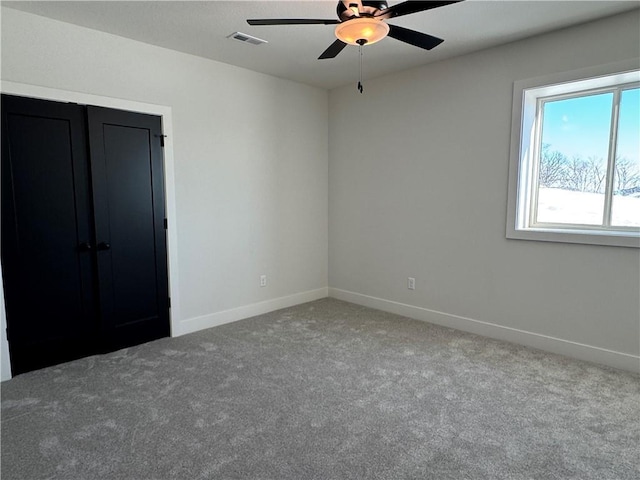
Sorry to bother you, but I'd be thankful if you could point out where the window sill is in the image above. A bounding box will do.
[506,225,640,248]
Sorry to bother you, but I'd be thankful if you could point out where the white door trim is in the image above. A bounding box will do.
[0,81,182,380]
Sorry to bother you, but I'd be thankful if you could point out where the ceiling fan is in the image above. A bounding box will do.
[247,1,463,60]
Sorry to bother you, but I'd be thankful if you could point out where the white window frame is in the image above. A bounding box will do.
[506,60,640,248]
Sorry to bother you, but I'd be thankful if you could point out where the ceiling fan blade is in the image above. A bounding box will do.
[387,24,444,50]
[318,39,348,59]
[377,1,462,19]
[247,19,340,26]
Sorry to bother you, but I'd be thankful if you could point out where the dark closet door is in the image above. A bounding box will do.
[1,95,98,374]
[87,107,170,350]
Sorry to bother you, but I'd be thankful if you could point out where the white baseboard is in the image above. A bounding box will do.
[329,288,640,374]
[178,287,329,336]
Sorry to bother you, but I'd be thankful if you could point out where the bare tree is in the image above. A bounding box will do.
[564,156,591,192]
[539,144,567,188]
[614,157,640,193]
[586,156,606,194]
[539,147,640,195]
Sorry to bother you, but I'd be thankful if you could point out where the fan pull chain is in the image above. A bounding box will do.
[357,44,364,94]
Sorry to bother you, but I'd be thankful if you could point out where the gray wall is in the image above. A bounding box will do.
[329,11,640,369]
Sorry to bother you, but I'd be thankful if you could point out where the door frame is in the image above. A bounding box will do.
[0,81,181,381]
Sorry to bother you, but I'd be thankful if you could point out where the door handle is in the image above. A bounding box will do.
[97,242,111,251]
[77,242,93,252]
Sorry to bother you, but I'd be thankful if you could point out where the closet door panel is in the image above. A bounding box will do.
[87,107,169,349]
[1,95,97,374]
[103,124,157,324]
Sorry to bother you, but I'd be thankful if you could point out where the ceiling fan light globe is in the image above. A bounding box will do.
[335,18,389,45]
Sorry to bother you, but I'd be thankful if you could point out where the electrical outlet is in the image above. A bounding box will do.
[260,274,267,287]
[408,277,416,290]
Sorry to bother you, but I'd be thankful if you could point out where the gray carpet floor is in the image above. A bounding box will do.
[1,298,639,480]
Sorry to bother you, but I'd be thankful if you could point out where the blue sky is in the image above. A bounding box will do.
[541,88,639,167]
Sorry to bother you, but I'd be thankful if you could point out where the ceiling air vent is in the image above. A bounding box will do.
[227,32,268,46]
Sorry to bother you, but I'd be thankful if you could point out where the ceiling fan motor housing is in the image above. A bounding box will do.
[337,1,388,21]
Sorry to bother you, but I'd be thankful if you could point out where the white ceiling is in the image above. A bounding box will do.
[3,1,638,89]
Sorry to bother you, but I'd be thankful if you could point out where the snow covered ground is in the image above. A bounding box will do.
[537,187,640,227]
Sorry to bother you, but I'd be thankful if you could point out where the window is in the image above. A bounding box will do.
[507,62,640,248]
